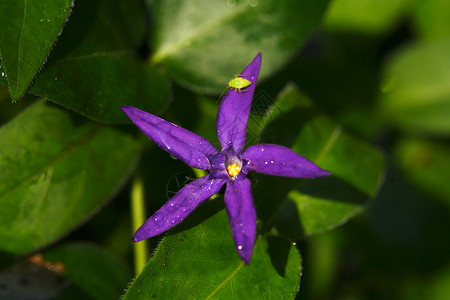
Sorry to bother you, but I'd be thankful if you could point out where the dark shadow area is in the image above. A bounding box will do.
[365,167,450,274]
[252,174,299,234]
[138,0,151,60]
[168,84,202,133]
[272,199,305,238]
[297,175,368,205]
[266,236,291,277]
[261,107,320,148]
[45,0,98,62]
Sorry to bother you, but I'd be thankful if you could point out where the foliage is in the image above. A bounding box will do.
[0,0,449,299]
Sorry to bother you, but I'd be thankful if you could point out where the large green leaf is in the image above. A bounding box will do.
[322,0,411,34]
[0,101,139,254]
[43,242,131,300]
[26,0,170,123]
[379,39,450,135]
[394,138,450,207]
[149,0,330,93]
[0,0,73,100]
[251,84,384,237]
[123,200,301,299]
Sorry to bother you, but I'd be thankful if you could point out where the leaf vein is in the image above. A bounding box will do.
[314,125,342,164]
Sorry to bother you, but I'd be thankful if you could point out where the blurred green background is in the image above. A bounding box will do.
[1,0,449,299]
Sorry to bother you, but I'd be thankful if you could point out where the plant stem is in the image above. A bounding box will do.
[131,175,148,275]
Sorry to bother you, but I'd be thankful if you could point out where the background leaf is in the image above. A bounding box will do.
[43,242,131,300]
[322,0,411,34]
[251,84,384,237]
[379,38,450,135]
[411,0,450,41]
[123,200,301,299]
[0,101,139,254]
[26,0,170,123]
[0,0,73,100]
[149,0,330,93]
[394,138,450,207]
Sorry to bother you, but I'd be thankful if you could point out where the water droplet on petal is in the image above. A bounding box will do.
[238,245,243,250]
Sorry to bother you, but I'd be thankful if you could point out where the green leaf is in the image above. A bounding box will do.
[123,200,301,299]
[252,84,384,237]
[43,242,131,300]
[379,39,450,135]
[394,138,450,207]
[411,0,450,41]
[322,0,411,34]
[0,0,73,100]
[0,101,139,254]
[149,0,330,93]
[27,0,170,123]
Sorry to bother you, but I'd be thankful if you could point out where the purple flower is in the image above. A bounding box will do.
[121,53,330,264]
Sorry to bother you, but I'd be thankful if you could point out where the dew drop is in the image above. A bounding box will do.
[264,161,268,165]
[270,160,274,164]
[238,245,243,250]
[167,146,171,150]
[248,0,258,7]
[1,72,4,77]
[170,203,174,206]
[227,0,237,7]
[154,218,158,221]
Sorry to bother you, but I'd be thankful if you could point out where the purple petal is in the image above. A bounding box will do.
[224,178,256,264]
[242,144,331,178]
[216,53,262,153]
[133,175,226,242]
[121,106,218,170]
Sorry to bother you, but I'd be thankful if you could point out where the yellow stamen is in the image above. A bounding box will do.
[226,163,241,177]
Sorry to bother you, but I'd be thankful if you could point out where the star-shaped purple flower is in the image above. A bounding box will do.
[121,53,330,264]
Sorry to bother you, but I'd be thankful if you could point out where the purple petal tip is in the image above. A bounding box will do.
[318,169,332,177]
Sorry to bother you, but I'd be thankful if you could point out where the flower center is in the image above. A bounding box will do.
[226,163,241,177]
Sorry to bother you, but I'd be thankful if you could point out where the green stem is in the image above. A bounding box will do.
[131,175,148,275]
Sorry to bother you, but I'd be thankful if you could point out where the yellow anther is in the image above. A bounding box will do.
[226,163,241,177]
